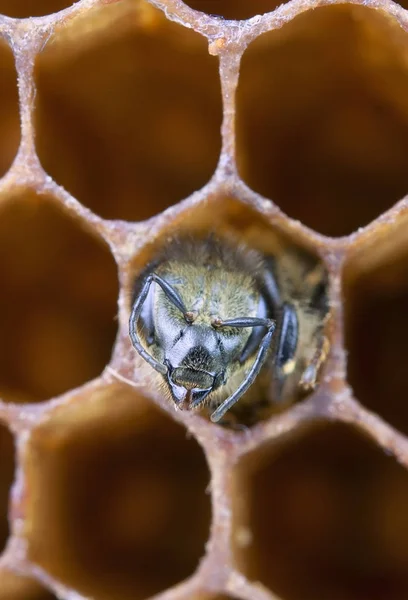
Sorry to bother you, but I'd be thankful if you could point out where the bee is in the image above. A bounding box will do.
[129,234,328,425]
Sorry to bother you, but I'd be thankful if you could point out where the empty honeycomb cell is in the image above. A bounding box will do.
[0,41,20,178]
[0,570,57,600]
[24,383,211,600]
[0,0,72,18]
[232,422,408,600]
[344,225,408,435]
[182,0,283,20]
[34,0,222,222]
[0,424,14,553]
[236,5,408,237]
[0,191,118,403]
[127,196,329,426]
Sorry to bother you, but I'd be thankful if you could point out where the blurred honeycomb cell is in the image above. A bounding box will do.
[0,41,20,178]
[0,0,72,18]
[0,191,118,403]
[182,0,283,20]
[24,384,211,600]
[34,0,222,222]
[232,422,408,600]
[0,424,14,553]
[236,5,408,236]
[0,569,57,600]
[344,221,408,435]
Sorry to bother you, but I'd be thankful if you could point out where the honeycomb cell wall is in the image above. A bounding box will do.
[0,1,407,600]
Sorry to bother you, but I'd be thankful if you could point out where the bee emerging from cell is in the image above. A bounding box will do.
[129,234,329,426]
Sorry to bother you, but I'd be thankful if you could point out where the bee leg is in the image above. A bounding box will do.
[210,319,276,423]
[129,274,167,374]
[270,302,299,402]
[299,335,330,392]
[129,273,187,375]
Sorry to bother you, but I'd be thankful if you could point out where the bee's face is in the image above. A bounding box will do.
[151,271,257,409]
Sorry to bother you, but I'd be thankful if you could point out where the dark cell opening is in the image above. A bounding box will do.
[183,0,284,20]
[344,230,408,435]
[0,425,14,553]
[35,0,222,221]
[0,0,71,17]
[0,192,118,403]
[233,422,408,600]
[26,385,211,600]
[236,5,408,236]
[0,41,20,176]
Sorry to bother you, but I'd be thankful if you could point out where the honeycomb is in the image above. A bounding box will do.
[1,0,408,599]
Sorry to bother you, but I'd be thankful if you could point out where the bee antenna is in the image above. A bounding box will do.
[210,319,276,423]
[129,272,188,375]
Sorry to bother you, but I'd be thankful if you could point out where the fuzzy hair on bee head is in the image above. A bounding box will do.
[131,232,267,305]
[157,232,265,275]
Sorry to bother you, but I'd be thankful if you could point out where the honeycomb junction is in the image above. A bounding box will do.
[0,0,408,599]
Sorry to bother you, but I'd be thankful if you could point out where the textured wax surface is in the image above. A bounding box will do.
[0,1,408,600]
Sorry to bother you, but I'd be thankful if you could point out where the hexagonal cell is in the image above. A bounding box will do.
[0,424,14,553]
[0,41,20,178]
[236,5,408,237]
[0,191,118,403]
[233,422,408,600]
[127,197,329,427]
[34,0,222,222]
[344,223,408,435]
[0,0,71,17]
[24,384,211,600]
[183,0,282,20]
[0,570,57,600]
